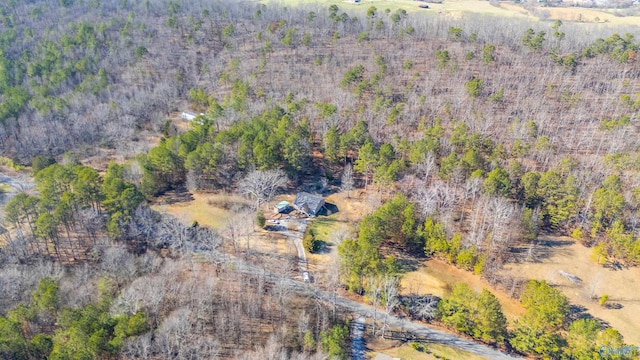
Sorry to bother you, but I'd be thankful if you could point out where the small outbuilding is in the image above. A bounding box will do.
[180,111,197,121]
[293,192,325,217]
[180,111,205,121]
[274,201,291,214]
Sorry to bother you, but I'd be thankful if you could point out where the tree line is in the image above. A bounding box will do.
[337,194,635,358]
[436,279,634,359]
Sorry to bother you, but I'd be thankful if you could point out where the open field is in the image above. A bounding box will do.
[154,192,251,230]
[538,5,640,24]
[501,236,640,345]
[369,339,489,360]
[263,0,640,25]
[401,259,526,324]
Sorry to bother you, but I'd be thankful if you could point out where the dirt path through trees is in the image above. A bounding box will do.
[324,293,522,360]
[280,219,309,277]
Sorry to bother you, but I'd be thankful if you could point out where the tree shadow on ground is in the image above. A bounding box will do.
[264,224,288,232]
[509,238,574,264]
[567,306,614,328]
[604,260,628,271]
[396,256,421,273]
[567,304,591,323]
[313,240,331,254]
[605,302,624,310]
[154,186,194,205]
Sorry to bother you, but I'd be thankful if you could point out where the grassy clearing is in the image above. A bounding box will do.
[401,259,526,324]
[500,237,640,344]
[370,341,488,360]
[263,0,526,17]
[308,216,341,241]
[159,192,300,257]
[155,192,251,230]
[304,193,368,237]
[543,6,640,25]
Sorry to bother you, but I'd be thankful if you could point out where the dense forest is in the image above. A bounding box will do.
[1,0,640,358]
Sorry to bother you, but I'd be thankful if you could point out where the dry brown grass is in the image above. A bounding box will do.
[497,2,632,23]
[542,6,640,24]
[247,230,299,257]
[500,236,640,344]
[155,192,251,230]
[432,0,640,25]
[368,339,489,360]
[401,260,526,325]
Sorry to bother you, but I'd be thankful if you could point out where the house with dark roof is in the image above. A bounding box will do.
[293,192,325,217]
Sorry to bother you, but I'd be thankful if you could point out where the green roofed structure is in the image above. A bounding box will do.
[274,201,291,214]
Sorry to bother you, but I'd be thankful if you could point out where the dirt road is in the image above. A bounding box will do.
[279,218,308,274]
[239,222,521,359]
[319,290,521,360]
[272,222,521,360]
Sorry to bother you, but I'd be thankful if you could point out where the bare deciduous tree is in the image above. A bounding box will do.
[366,275,382,336]
[221,210,254,254]
[238,169,289,210]
[381,275,400,338]
[324,227,348,319]
[341,163,354,198]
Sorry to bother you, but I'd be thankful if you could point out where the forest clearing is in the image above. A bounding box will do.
[502,237,640,344]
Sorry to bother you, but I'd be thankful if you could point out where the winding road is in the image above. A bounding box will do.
[314,289,521,360]
[276,220,522,360]
[212,243,522,359]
